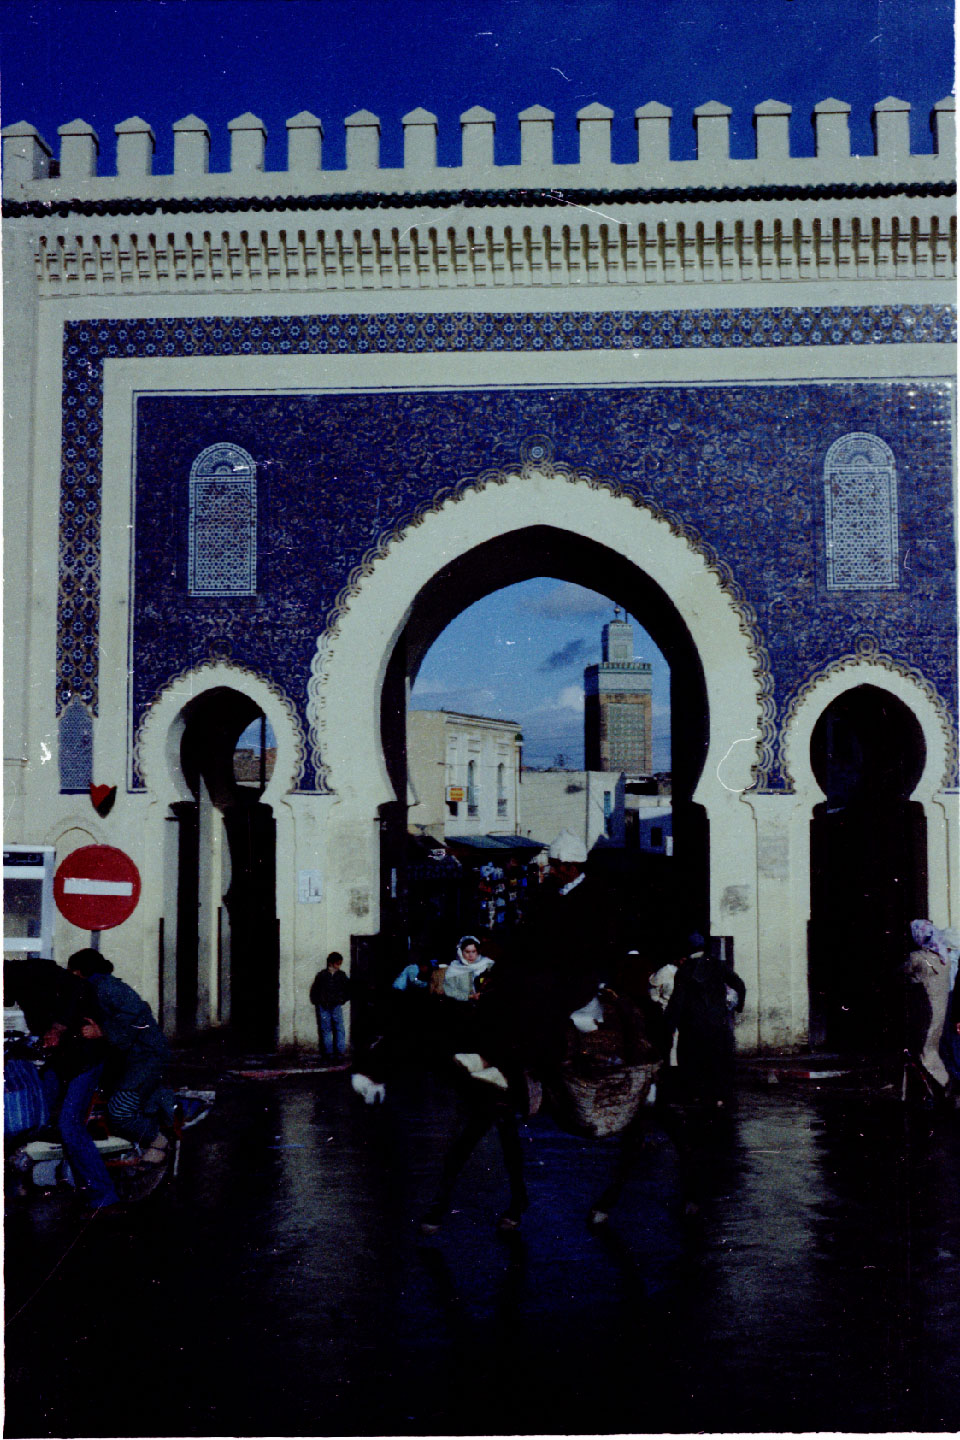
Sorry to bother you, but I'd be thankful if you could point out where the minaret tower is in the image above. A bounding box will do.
[583,608,653,773]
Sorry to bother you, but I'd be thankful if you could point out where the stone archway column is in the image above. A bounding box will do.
[741,791,813,1050]
[701,788,762,1049]
[926,792,960,929]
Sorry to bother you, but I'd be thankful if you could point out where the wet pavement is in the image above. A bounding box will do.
[5,1060,959,1437]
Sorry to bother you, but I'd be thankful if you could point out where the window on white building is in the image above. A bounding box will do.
[467,759,478,817]
[497,762,507,818]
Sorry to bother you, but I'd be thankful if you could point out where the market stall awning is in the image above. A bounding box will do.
[445,834,546,855]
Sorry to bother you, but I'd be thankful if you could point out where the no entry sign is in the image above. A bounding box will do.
[54,845,141,931]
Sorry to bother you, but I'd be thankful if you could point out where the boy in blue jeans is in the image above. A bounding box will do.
[309,952,351,1061]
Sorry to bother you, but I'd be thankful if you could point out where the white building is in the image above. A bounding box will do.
[520,770,619,854]
[407,710,521,842]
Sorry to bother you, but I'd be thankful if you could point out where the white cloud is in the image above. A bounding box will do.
[557,685,585,713]
[410,684,499,714]
[518,582,612,620]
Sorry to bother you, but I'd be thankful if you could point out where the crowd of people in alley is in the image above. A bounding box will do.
[6,831,957,1229]
[4,950,203,1214]
[341,826,960,1233]
[346,831,751,1232]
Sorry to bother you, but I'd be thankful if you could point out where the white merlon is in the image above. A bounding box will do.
[2,96,954,201]
[518,104,554,167]
[694,101,732,163]
[813,98,852,160]
[635,102,673,166]
[1,121,51,185]
[172,114,210,176]
[345,109,380,171]
[115,117,155,178]
[402,108,438,172]
[753,101,792,164]
[229,112,268,172]
[460,106,496,169]
[577,102,614,166]
[57,118,99,180]
[286,111,323,172]
[871,97,911,160]
[932,95,955,155]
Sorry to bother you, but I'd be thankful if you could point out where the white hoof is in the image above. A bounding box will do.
[351,1073,386,1105]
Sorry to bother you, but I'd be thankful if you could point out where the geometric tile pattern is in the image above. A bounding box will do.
[824,433,899,590]
[58,302,955,720]
[188,442,257,596]
[58,695,93,792]
[128,377,956,793]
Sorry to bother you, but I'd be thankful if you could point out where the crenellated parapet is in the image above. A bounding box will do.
[3,96,954,197]
[3,97,954,296]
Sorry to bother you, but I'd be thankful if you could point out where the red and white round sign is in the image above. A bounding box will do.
[54,845,141,931]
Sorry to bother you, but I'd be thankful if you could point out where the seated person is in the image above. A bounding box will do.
[67,950,174,1165]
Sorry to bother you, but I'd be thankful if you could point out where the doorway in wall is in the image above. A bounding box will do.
[171,687,279,1047]
[378,525,706,983]
[808,684,928,1055]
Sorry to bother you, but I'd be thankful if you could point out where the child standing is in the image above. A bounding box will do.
[310,952,351,1061]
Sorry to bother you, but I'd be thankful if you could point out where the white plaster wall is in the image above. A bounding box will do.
[520,770,616,853]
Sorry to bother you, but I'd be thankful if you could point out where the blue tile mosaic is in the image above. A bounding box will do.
[128,380,956,794]
[54,305,956,794]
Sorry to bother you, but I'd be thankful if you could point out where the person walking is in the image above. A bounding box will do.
[664,934,746,1107]
[310,951,351,1062]
[938,926,960,1099]
[419,1064,530,1235]
[902,919,951,1098]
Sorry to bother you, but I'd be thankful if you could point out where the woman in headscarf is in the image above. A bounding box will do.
[442,935,495,1002]
[902,919,952,1094]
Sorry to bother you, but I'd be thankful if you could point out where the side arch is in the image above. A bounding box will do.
[779,652,958,1047]
[134,662,304,1042]
[135,660,305,807]
[780,648,956,804]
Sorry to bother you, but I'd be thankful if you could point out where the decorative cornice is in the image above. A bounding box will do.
[5,178,955,220]
[30,205,959,297]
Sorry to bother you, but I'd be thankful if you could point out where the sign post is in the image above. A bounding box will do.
[53,845,142,940]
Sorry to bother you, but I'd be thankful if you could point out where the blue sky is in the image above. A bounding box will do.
[3,0,952,772]
[1,1,953,167]
[410,580,669,770]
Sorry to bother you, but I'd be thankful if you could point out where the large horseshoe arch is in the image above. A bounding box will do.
[312,469,770,1043]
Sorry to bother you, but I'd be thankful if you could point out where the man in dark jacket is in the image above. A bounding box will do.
[67,949,173,1162]
[4,958,122,1211]
[310,952,351,1060]
[664,934,746,1107]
